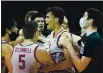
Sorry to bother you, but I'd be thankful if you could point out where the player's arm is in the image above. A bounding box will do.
[9,36,24,47]
[62,37,91,72]
[72,34,81,53]
[2,44,13,73]
[36,46,54,65]
[72,34,81,47]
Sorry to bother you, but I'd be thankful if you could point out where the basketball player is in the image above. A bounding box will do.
[11,21,53,73]
[62,16,81,53]
[10,11,46,48]
[62,8,103,73]
[1,19,18,73]
[61,16,69,32]
[25,11,51,73]
[8,20,24,48]
[25,10,46,46]
[38,6,76,73]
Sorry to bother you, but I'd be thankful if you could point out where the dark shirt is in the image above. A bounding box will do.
[79,32,103,73]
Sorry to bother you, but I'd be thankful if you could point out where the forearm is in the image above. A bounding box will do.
[66,45,82,72]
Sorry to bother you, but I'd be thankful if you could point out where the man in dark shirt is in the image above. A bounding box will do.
[62,8,103,73]
[79,31,103,73]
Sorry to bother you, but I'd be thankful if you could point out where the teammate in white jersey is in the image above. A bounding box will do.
[11,21,53,73]
[38,6,75,73]
[38,14,81,73]
[37,6,81,73]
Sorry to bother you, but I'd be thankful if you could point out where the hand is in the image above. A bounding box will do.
[59,35,71,48]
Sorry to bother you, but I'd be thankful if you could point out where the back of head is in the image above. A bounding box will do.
[22,21,38,39]
[47,6,65,24]
[2,19,17,37]
[86,8,102,27]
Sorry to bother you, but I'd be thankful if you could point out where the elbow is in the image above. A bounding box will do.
[78,67,85,72]
[78,69,83,72]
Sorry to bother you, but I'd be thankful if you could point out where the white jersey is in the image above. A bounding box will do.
[49,29,67,50]
[11,43,39,73]
[47,29,67,64]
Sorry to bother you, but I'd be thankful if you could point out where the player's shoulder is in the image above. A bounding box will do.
[36,46,47,52]
[2,43,13,54]
[72,34,81,40]
[61,31,71,37]
[60,32,71,40]
[3,43,13,49]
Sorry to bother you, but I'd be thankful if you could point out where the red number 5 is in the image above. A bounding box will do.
[19,54,25,69]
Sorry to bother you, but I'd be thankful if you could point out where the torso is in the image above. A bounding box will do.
[79,32,103,73]
[11,43,39,73]
[44,29,73,71]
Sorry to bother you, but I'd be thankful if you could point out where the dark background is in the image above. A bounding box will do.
[1,1,103,37]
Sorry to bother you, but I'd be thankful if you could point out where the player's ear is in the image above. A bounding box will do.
[55,17,59,23]
[88,19,93,24]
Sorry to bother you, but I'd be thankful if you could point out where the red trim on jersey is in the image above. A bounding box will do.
[34,46,42,64]
[53,29,65,38]
[53,29,64,38]
[57,31,67,47]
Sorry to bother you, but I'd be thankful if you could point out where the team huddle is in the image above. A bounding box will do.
[1,6,103,73]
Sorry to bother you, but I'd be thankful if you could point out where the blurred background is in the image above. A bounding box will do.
[1,1,103,38]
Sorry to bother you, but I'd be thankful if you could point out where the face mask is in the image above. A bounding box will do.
[79,18,85,28]
[9,32,18,41]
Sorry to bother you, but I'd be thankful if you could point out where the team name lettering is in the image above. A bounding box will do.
[15,48,31,53]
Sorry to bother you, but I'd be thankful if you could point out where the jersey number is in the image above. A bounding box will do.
[19,54,25,69]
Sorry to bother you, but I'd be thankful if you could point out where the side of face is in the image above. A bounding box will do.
[79,12,91,29]
[34,17,45,32]
[8,21,18,41]
[6,25,18,41]
[45,12,56,30]
[61,16,69,31]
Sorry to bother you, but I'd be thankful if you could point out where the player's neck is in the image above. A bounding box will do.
[38,31,43,36]
[23,36,38,45]
[85,26,97,36]
[32,36,38,43]
[54,25,62,36]
[2,33,10,43]
[22,39,34,45]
